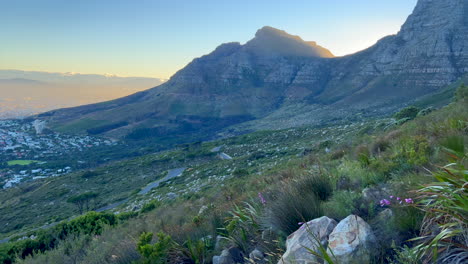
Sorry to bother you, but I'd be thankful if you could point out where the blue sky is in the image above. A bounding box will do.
[0,0,417,78]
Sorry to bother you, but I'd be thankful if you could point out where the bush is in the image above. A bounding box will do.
[294,173,333,201]
[393,106,420,120]
[371,137,391,155]
[269,185,323,234]
[221,202,262,252]
[141,200,160,213]
[137,232,176,264]
[337,160,382,188]
[81,170,99,179]
[393,136,431,166]
[321,190,362,220]
[3,212,117,262]
[232,168,249,177]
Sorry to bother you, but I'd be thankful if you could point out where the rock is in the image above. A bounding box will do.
[249,249,266,263]
[361,185,390,204]
[166,192,178,200]
[327,215,377,263]
[198,205,209,215]
[214,247,245,264]
[278,216,337,264]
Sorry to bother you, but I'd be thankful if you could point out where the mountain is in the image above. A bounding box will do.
[37,0,468,141]
[0,70,166,119]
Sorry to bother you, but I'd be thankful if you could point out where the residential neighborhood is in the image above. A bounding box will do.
[0,119,117,189]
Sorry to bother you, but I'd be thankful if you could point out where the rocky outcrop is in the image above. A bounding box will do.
[278,216,337,264]
[278,215,377,264]
[327,215,377,263]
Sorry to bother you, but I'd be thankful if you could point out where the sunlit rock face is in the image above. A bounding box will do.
[38,0,468,138]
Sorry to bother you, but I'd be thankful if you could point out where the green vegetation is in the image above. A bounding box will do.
[393,106,420,120]
[67,192,99,214]
[7,160,39,166]
[1,83,467,263]
[0,212,117,264]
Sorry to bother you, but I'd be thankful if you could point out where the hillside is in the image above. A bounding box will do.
[36,0,468,143]
[1,84,466,264]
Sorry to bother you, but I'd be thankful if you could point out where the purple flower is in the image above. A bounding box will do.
[396,197,401,201]
[390,195,395,199]
[258,192,266,205]
[380,199,391,207]
[405,198,414,204]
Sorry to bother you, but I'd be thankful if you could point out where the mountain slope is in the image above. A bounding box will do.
[38,0,468,140]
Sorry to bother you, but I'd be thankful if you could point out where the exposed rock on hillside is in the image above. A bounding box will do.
[327,215,377,263]
[278,216,337,264]
[278,215,377,264]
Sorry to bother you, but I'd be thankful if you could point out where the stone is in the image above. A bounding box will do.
[327,215,377,263]
[278,216,337,264]
[361,185,390,203]
[249,249,266,263]
[213,247,245,264]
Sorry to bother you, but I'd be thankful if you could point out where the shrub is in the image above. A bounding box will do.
[371,137,391,155]
[393,106,420,120]
[137,232,176,264]
[3,212,117,262]
[140,200,160,213]
[321,190,361,220]
[268,186,323,234]
[293,173,333,201]
[337,160,382,188]
[393,136,431,166]
[81,170,99,179]
[355,144,370,166]
[232,168,249,177]
[221,202,262,252]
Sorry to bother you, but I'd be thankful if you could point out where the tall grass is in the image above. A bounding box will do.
[406,141,468,263]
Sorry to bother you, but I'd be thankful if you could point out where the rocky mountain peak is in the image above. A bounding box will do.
[398,0,467,41]
[244,26,334,58]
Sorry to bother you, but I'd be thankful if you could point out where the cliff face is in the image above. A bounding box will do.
[40,0,468,138]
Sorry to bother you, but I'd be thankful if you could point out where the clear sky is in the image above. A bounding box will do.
[0,0,417,79]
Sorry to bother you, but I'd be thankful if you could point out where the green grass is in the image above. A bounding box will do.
[7,160,39,166]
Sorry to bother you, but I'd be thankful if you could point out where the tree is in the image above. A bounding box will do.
[393,106,420,120]
[67,192,99,214]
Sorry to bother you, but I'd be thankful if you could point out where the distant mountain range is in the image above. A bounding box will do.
[0,70,166,119]
[37,0,467,142]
